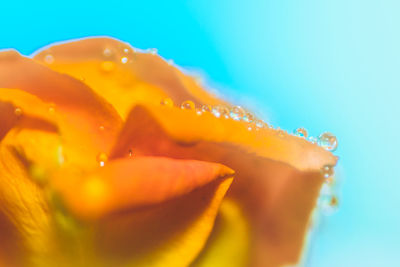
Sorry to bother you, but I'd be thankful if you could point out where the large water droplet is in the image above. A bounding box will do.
[14,107,22,116]
[96,152,108,167]
[160,98,174,107]
[100,61,115,73]
[318,132,338,151]
[230,106,245,120]
[321,164,334,178]
[181,100,195,110]
[293,128,308,138]
[44,54,54,64]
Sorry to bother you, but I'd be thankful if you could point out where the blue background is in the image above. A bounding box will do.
[1,1,399,266]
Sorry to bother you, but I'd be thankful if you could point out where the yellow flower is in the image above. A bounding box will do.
[0,37,337,267]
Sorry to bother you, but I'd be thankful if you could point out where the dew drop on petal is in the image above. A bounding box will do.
[99,125,105,131]
[318,132,338,151]
[181,100,195,110]
[321,164,334,178]
[103,48,113,57]
[96,152,108,167]
[160,98,174,107]
[14,107,22,116]
[100,61,115,73]
[128,149,133,157]
[123,48,130,54]
[44,54,54,64]
[293,127,308,138]
[195,108,203,115]
[255,119,266,129]
[308,136,318,144]
[48,106,55,114]
[230,106,245,120]
[121,57,129,64]
[148,48,158,55]
[201,104,212,113]
[243,112,254,123]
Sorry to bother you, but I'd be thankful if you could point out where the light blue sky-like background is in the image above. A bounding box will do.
[1,1,399,266]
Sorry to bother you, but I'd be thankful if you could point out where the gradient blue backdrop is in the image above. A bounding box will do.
[1,1,399,266]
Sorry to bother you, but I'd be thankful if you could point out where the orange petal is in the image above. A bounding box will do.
[55,156,234,219]
[95,175,233,267]
[110,104,337,266]
[0,50,122,163]
[32,37,226,119]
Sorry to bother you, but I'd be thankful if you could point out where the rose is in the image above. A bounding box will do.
[0,37,337,267]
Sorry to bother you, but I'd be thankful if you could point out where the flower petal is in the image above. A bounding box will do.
[32,37,225,119]
[110,104,337,266]
[54,156,233,219]
[0,50,123,164]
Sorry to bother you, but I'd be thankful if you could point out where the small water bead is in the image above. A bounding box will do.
[243,112,254,123]
[148,48,158,55]
[14,107,22,116]
[99,125,105,131]
[318,132,338,151]
[48,106,55,114]
[44,54,54,64]
[160,98,174,107]
[128,149,133,157]
[321,164,334,178]
[195,108,203,115]
[100,61,116,73]
[255,119,266,129]
[103,48,113,57]
[121,57,129,64]
[230,106,245,121]
[212,105,230,118]
[96,152,108,167]
[293,128,308,138]
[123,48,130,54]
[181,100,195,110]
[308,136,318,144]
[201,104,212,113]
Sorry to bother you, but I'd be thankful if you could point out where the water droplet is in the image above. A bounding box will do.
[308,136,318,144]
[230,106,245,120]
[96,152,108,167]
[121,57,129,64]
[318,132,338,151]
[293,128,308,138]
[100,61,115,73]
[128,149,133,157]
[148,48,158,55]
[160,98,174,107]
[14,107,22,116]
[195,108,203,115]
[44,54,54,64]
[201,104,212,113]
[321,165,334,178]
[99,125,105,131]
[212,105,229,118]
[276,127,286,137]
[255,119,266,129]
[181,100,195,110]
[123,48,130,54]
[103,48,113,57]
[243,112,254,123]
